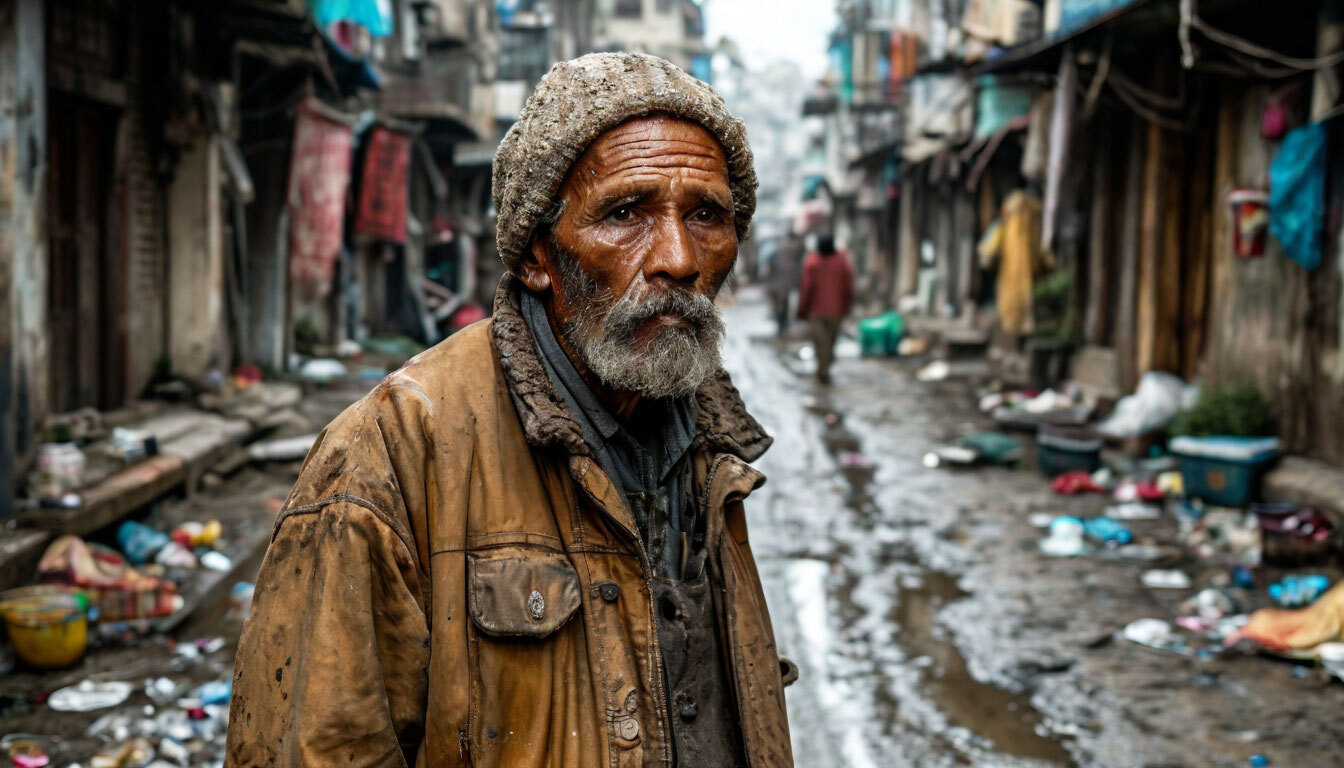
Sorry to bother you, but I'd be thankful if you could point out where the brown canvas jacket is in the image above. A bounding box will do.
[226,276,795,768]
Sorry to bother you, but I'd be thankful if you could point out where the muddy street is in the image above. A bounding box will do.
[720,288,1344,768]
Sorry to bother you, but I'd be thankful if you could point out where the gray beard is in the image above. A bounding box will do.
[551,238,724,399]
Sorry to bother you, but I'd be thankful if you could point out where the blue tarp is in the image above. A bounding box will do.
[309,0,393,37]
[1269,122,1327,270]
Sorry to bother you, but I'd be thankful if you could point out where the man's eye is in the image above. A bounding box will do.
[693,208,718,223]
[609,206,634,223]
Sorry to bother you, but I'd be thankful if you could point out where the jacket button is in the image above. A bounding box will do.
[679,698,698,722]
[599,582,619,603]
[619,718,640,740]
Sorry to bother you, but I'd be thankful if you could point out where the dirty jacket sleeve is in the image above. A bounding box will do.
[227,391,432,768]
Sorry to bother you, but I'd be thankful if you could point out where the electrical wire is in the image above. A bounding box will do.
[1191,15,1344,71]
[1082,33,1113,118]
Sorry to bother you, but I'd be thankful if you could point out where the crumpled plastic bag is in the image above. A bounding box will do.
[1097,371,1199,438]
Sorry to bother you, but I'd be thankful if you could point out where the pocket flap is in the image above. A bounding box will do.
[467,551,583,638]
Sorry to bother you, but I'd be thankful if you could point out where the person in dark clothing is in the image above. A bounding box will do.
[797,234,855,385]
[767,233,803,337]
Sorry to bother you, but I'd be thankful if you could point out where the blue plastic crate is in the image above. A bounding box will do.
[1169,436,1280,508]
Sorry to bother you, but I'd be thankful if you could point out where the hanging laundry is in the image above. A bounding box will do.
[1268,121,1327,270]
[355,124,415,244]
[979,190,1053,335]
[286,99,355,294]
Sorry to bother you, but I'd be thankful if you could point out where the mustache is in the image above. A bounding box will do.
[604,285,718,337]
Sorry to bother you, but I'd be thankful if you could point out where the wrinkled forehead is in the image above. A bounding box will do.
[562,114,731,194]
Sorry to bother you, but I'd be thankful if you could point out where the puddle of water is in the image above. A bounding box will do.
[894,569,1073,765]
[813,400,1073,766]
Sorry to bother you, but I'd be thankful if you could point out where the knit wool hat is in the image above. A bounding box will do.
[491,52,757,274]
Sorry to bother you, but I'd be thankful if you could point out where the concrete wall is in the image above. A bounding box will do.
[168,136,227,381]
[0,0,48,518]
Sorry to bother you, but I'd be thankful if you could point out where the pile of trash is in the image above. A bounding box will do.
[1,517,240,672]
[1,636,237,767]
[926,369,1344,684]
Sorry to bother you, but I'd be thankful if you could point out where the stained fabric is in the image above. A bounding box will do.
[286,99,353,293]
[520,290,743,765]
[520,290,697,577]
[225,275,794,768]
[1269,121,1327,270]
[979,190,1052,335]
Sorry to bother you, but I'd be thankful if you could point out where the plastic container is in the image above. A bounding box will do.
[0,586,89,669]
[857,312,904,357]
[1169,435,1279,508]
[1036,424,1102,478]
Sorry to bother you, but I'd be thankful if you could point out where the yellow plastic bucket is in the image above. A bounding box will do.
[1,586,89,669]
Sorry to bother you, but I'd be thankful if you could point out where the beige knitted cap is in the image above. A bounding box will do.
[491,52,757,274]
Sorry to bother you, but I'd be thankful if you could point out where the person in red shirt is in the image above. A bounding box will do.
[796,234,855,385]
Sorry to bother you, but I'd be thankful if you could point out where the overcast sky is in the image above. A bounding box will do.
[703,0,835,80]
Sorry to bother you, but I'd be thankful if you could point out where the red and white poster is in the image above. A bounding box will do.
[355,125,413,244]
[286,98,354,292]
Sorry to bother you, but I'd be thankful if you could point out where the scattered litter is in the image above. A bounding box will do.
[32,442,86,497]
[1141,569,1193,590]
[1115,544,1171,561]
[229,582,255,620]
[1027,512,1055,528]
[89,736,153,768]
[1114,480,1164,503]
[116,521,170,565]
[1040,517,1090,557]
[1122,618,1181,652]
[922,446,978,468]
[1269,574,1331,607]
[111,427,158,462]
[1051,470,1103,495]
[1318,643,1344,681]
[916,360,949,382]
[962,432,1023,465]
[1248,754,1270,767]
[1105,503,1162,520]
[1083,518,1132,544]
[48,681,133,712]
[194,680,232,706]
[199,551,233,572]
[297,358,349,383]
[144,677,178,705]
[1097,371,1198,438]
[248,434,318,462]
[2,735,50,768]
[1180,588,1240,620]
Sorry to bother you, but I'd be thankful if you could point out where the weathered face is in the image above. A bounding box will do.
[519,114,738,398]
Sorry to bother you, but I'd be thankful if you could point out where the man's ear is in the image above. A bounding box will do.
[518,234,553,293]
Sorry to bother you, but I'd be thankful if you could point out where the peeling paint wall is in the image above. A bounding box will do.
[0,0,47,519]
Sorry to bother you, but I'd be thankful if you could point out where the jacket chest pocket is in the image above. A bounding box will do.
[467,549,583,638]
[464,548,590,766]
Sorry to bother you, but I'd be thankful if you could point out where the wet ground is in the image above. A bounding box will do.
[8,293,1344,767]
[722,289,1344,768]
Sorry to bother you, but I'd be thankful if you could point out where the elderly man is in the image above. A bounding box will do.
[226,53,795,768]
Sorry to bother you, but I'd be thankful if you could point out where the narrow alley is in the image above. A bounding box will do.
[722,289,1344,768]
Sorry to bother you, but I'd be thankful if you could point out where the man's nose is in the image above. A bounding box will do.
[644,217,700,287]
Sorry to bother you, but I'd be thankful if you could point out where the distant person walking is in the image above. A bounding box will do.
[797,234,854,385]
[767,232,803,337]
